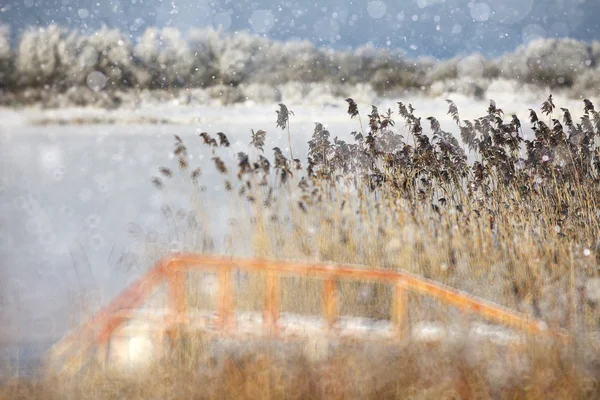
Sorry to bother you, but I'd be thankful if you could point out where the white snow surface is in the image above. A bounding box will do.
[1,89,594,135]
[97,307,525,370]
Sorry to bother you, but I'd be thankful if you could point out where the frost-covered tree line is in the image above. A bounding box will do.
[1,24,599,105]
[0,25,410,91]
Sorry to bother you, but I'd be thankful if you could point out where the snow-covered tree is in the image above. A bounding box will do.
[571,68,600,97]
[87,27,136,88]
[187,28,220,87]
[214,32,265,85]
[0,25,12,88]
[54,31,98,87]
[500,38,592,87]
[425,57,458,84]
[15,25,65,87]
[591,41,600,67]
[283,42,325,83]
[134,27,193,88]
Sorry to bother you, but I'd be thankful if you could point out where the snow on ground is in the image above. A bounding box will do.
[64,307,525,371]
[2,86,594,138]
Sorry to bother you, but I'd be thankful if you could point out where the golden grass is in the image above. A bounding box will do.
[4,96,600,398]
[2,338,600,400]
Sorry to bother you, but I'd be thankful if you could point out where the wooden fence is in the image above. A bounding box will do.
[46,253,567,374]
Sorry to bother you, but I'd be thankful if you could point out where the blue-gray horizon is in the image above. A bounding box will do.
[1,0,599,58]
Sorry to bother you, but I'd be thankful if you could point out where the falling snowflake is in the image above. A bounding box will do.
[367,1,387,19]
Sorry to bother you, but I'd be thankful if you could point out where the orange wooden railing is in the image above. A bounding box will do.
[47,253,567,372]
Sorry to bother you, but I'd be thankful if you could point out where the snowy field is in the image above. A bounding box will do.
[0,91,595,373]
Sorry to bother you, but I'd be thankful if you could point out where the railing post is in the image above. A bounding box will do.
[167,266,187,341]
[97,320,120,349]
[394,280,408,339]
[323,278,337,331]
[263,272,280,335]
[96,340,110,368]
[217,267,234,333]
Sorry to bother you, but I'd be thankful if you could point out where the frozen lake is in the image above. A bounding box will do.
[0,93,592,374]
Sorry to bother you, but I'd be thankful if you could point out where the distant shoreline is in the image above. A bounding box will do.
[0,26,599,107]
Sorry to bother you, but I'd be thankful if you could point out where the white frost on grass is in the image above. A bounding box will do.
[586,278,600,304]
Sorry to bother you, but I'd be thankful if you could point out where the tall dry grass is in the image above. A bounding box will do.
[4,95,600,398]
[2,339,600,399]
[162,96,600,331]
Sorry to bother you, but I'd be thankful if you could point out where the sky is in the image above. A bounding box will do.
[0,0,599,58]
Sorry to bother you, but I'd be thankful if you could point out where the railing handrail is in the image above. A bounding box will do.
[46,253,569,373]
[166,253,552,333]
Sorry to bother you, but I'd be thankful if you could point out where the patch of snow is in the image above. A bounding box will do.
[586,278,600,303]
